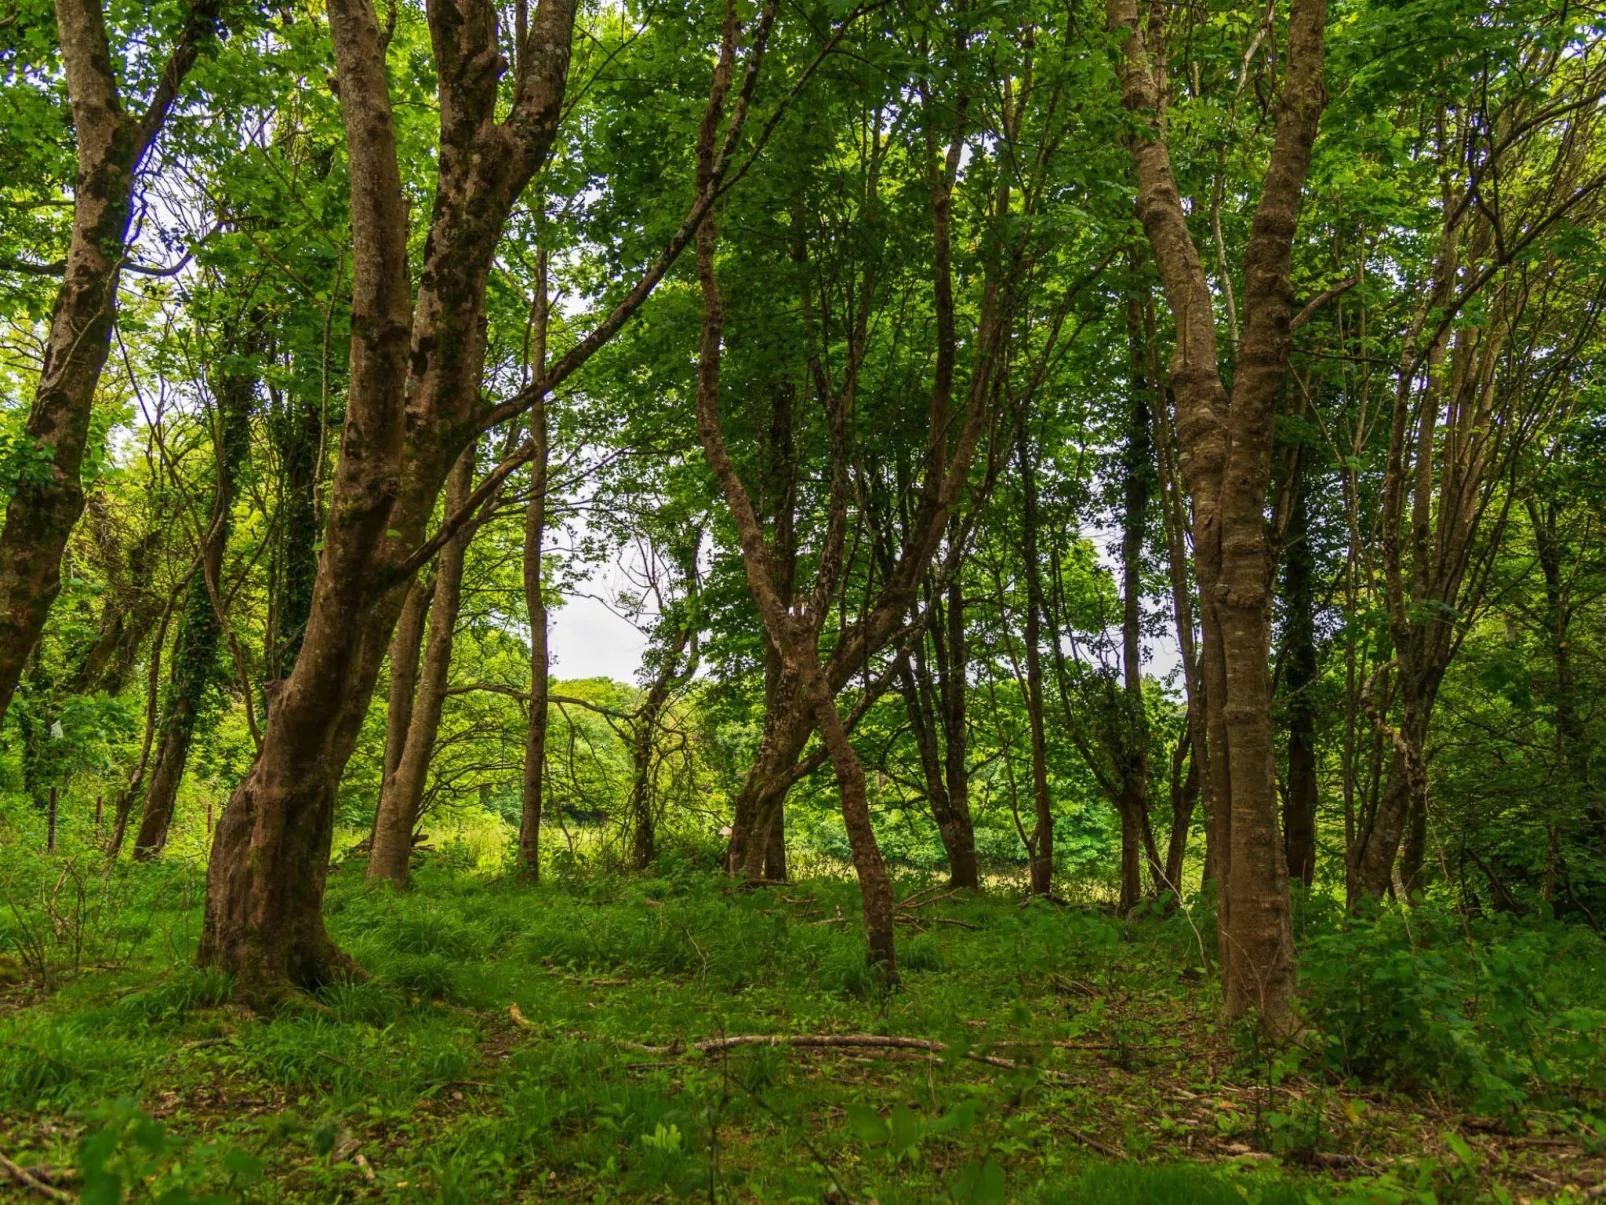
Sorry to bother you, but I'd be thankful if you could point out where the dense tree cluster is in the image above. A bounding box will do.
[3,0,1605,1035]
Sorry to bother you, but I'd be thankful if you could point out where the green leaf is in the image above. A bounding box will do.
[949,1157,1006,1205]
[844,1104,888,1147]
[888,1103,920,1155]
[224,1148,264,1181]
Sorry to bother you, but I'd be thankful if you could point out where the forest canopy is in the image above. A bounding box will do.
[2,0,1606,1200]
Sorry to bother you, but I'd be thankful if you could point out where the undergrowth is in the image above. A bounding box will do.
[0,851,1601,1202]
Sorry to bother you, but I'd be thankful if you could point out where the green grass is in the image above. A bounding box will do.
[0,853,1603,1202]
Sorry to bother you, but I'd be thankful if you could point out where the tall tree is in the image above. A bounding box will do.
[197,0,772,998]
[1110,0,1329,1025]
[133,327,258,858]
[0,0,222,728]
[369,443,476,884]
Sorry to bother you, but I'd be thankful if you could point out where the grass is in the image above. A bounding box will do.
[0,849,1603,1202]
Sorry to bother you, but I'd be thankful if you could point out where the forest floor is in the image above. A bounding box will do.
[0,853,1603,1203]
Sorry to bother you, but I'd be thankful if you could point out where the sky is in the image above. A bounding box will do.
[548,590,648,682]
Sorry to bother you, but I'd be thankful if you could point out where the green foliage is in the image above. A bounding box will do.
[1301,903,1606,1114]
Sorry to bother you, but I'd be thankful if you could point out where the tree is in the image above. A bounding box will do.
[1110,0,1330,1025]
[0,0,222,728]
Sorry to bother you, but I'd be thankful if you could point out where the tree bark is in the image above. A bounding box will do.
[628,621,697,871]
[896,573,978,888]
[369,443,476,884]
[1118,279,1158,911]
[0,0,220,728]
[1111,0,1327,1027]
[1017,437,1055,897]
[519,256,551,882]
[266,374,322,682]
[134,334,257,859]
[199,0,579,999]
[1528,498,1601,845]
[760,379,798,880]
[381,575,432,789]
[689,4,898,974]
[1281,457,1319,888]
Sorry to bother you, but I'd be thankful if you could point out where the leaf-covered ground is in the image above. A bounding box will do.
[1,857,1603,1203]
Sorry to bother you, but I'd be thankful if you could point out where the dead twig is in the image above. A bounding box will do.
[0,1152,73,1202]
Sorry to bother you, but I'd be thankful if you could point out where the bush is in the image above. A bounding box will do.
[1300,902,1606,1114]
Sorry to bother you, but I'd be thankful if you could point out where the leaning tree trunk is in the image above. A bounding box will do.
[0,0,220,728]
[369,444,476,884]
[133,333,256,859]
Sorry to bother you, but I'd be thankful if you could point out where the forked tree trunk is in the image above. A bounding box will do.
[1112,0,1327,1027]
[200,0,581,999]
[689,7,896,973]
[725,688,808,877]
[369,444,476,884]
[134,341,256,859]
[0,0,220,728]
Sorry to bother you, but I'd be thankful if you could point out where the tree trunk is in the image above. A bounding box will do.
[381,575,432,790]
[1017,438,1055,897]
[0,0,220,728]
[369,444,476,884]
[1118,280,1157,911]
[1164,729,1199,894]
[1282,459,1319,888]
[1112,0,1326,1027]
[938,576,979,888]
[134,332,257,860]
[628,622,696,871]
[725,686,809,878]
[760,379,797,881]
[689,9,896,974]
[266,374,322,682]
[199,0,582,1000]
[1529,499,1602,844]
[519,256,551,882]
[0,0,219,728]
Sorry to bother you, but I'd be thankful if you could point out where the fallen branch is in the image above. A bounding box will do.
[0,1152,73,1202]
[507,1007,1110,1100]
[897,885,957,910]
